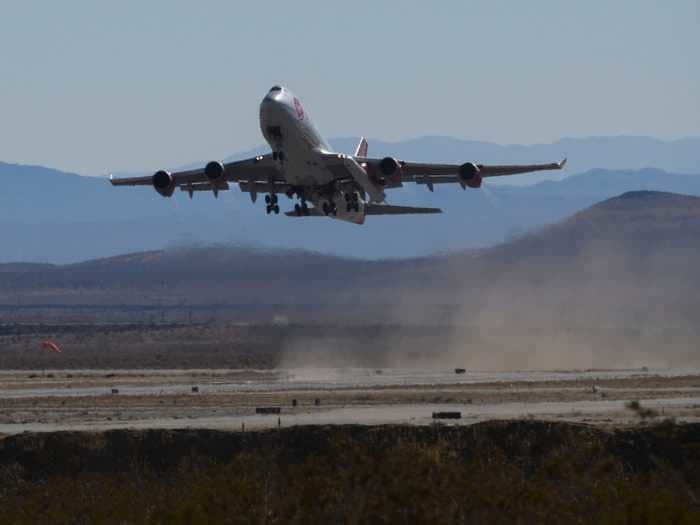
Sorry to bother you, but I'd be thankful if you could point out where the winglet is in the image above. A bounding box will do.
[558,157,567,169]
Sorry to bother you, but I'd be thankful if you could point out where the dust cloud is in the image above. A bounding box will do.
[278,235,700,372]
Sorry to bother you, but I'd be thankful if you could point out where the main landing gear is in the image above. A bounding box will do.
[265,194,279,214]
[322,200,337,216]
[344,192,360,212]
[294,200,310,216]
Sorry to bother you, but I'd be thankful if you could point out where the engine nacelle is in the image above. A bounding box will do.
[459,162,482,188]
[376,157,403,188]
[379,157,399,176]
[152,170,175,197]
[204,161,225,182]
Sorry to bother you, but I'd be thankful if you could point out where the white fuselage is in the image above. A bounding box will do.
[259,86,334,186]
[259,86,366,223]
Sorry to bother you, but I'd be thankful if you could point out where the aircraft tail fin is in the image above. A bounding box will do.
[354,137,368,157]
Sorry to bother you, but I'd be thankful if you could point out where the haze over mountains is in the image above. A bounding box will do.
[1,135,699,263]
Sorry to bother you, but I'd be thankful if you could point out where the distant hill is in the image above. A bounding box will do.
[482,191,700,262]
[2,190,699,301]
[0,263,55,273]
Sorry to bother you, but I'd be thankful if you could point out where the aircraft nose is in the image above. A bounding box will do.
[263,85,284,103]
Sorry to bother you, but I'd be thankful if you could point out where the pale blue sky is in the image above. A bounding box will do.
[1,0,698,174]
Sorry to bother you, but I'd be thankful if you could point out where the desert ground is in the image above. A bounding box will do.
[1,322,699,434]
[2,325,700,522]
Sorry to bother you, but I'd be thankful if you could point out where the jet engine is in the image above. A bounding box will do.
[458,162,482,188]
[376,157,403,188]
[204,161,225,182]
[152,170,175,197]
[379,157,399,176]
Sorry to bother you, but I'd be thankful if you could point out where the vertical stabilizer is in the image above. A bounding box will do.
[354,137,368,157]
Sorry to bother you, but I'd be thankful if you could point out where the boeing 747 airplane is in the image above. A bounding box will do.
[110,86,566,224]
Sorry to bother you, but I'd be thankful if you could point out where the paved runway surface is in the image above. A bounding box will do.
[1,367,699,434]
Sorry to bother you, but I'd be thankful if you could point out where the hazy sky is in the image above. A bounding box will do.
[1,0,698,174]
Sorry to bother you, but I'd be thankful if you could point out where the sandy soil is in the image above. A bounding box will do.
[1,367,699,434]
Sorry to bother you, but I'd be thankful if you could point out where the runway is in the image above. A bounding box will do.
[1,367,699,434]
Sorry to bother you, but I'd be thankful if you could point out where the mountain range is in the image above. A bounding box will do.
[2,135,699,263]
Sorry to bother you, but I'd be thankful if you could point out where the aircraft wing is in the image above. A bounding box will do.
[355,156,567,189]
[109,155,282,188]
[398,158,566,179]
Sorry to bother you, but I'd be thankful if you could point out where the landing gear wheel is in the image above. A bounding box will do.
[265,205,272,214]
[265,195,271,204]
[301,202,309,216]
[294,203,301,216]
[322,202,330,215]
[272,152,278,161]
[350,192,360,212]
[274,205,280,214]
[278,151,285,162]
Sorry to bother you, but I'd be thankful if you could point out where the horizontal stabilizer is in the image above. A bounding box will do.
[366,204,442,215]
[284,207,324,217]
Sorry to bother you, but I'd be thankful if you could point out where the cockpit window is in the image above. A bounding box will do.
[269,85,282,92]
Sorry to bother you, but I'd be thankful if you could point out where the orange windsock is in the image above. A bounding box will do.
[41,340,62,353]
